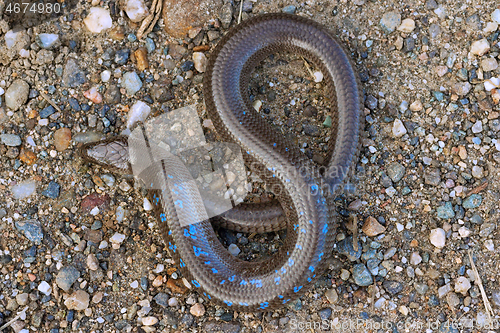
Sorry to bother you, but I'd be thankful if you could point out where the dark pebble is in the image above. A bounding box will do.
[104,85,121,104]
[140,276,148,291]
[29,89,39,98]
[365,95,378,110]
[68,97,81,111]
[318,308,332,320]
[428,294,440,306]
[220,312,233,321]
[181,61,194,71]
[40,105,56,118]
[66,310,74,322]
[180,313,194,327]
[303,105,318,117]
[303,124,320,136]
[42,181,60,199]
[383,280,404,295]
[114,49,130,65]
[337,236,362,261]
[81,104,90,111]
[153,292,169,307]
[0,254,12,264]
[114,320,129,330]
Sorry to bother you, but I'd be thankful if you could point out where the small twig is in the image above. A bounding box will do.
[0,306,29,332]
[40,91,61,112]
[137,0,162,39]
[238,0,243,24]
[468,249,494,324]
[300,56,315,80]
[346,215,358,251]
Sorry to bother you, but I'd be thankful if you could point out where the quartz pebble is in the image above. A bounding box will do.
[124,0,149,22]
[313,71,323,82]
[110,233,126,243]
[380,11,401,33]
[127,101,151,128]
[430,228,446,248]
[454,277,471,295]
[64,290,90,310]
[492,9,500,24]
[122,71,143,95]
[37,33,59,48]
[87,254,99,270]
[84,7,113,33]
[192,52,207,73]
[228,244,240,256]
[84,87,103,103]
[190,303,205,316]
[11,180,37,199]
[481,58,498,71]
[54,128,72,151]
[470,38,490,56]
[392,119,407,137]
[397,18,415,33]
[142,316,158,326]
[38,281,52,295]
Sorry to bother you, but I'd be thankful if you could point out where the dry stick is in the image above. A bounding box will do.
[0,306,29,332]
[468,249,494,324]
[137,0,161,39]
[238,0,243,24]
[40,91,61,112]
[300,56,316,80]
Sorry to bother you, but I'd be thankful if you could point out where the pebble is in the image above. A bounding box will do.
[1,133,22,146]
[40,105,56,118]
[362,216,386,237]
[122,71,142,95]
[282,5,296,14]
[325,288,338,304]
[16,293,29,306]
[392,119,407,137]
[415,282,429,295]
[190,303,205,317]
[192,52,207,73]
[492,9,500,24]
[313,71,323,83]
[115,49,130,65]
[101,70,111,82]
[110,233,126,243]
[142,316,158,326]
[54,128,72,151]
[470,38,490,56]
[42,181,60,199]
[424,168,441,186]
[484,239,494,251]
[228,244,240,256]
[410,252,422,265]
[452,82,471,96]
[124,0,149,22]
[37,33,59,48]
[462,194,482,209]
[383,280,404,295]
[437,202,455,219]
[64,290,90,310]
[471,166,483,178]
[386,162,405,182]
[479,223,496,237]
[337,236,362,261]
[84,87,103,103]
[380,11,401,33]
[11,180,37,199]
[126,100,150,128]
[397,18,415,33]
[454,277,471,295]
[63,59,86,87]
[481,58,498,72]
[56,266,81,291]
[352,263,372,286]
[87,254,99,270]
[471,120,483,133]
[84,7,113,33]
[38,281,52,296]
[5,79,29,111]
[365,95,378,110]
[430,228,446,248]
[485,77,500,91]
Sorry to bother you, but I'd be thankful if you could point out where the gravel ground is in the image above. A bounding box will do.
[1,0,500,332]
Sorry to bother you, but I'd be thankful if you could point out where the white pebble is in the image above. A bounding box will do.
[484,77,500,91]
[127,101,151,129]
[142,316,158,326]
[168,297,179,307]
[492,9,500,24]
[471,120,483,133]
[110,233,126,243]
[397,18,415,33]
[484,239,494,251]
[483,22,498,33]
[228,244,240,256]
[124,0,149,22]
[38,281,52,296]
[458,227,470,238]
[130,280,139,288]
[192,52,208,73]
[101,70,111,82]
[253,100,262,112]
[11,180,37,199]
[313,71,323,82]
[83,7,113,33]
[429,228,446,248]
[454,276,471,295]
[392,119,407,137]
[143,197,153,211]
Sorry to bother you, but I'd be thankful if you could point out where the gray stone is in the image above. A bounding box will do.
[121,71,142,95]
[352,264,372,286]
[63,59,86,87]
[386,162,405,182]
[56,266,81,291]
[424,168,441,186]
[437,202,455,219]
[337,236,362,261]
[5,79,29,111]
[383,280,404,295]
[282,5,296,14]
[15,219,43,244]
[0,134,22,146]
[219,2,233,29]
[380,11,401,33]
